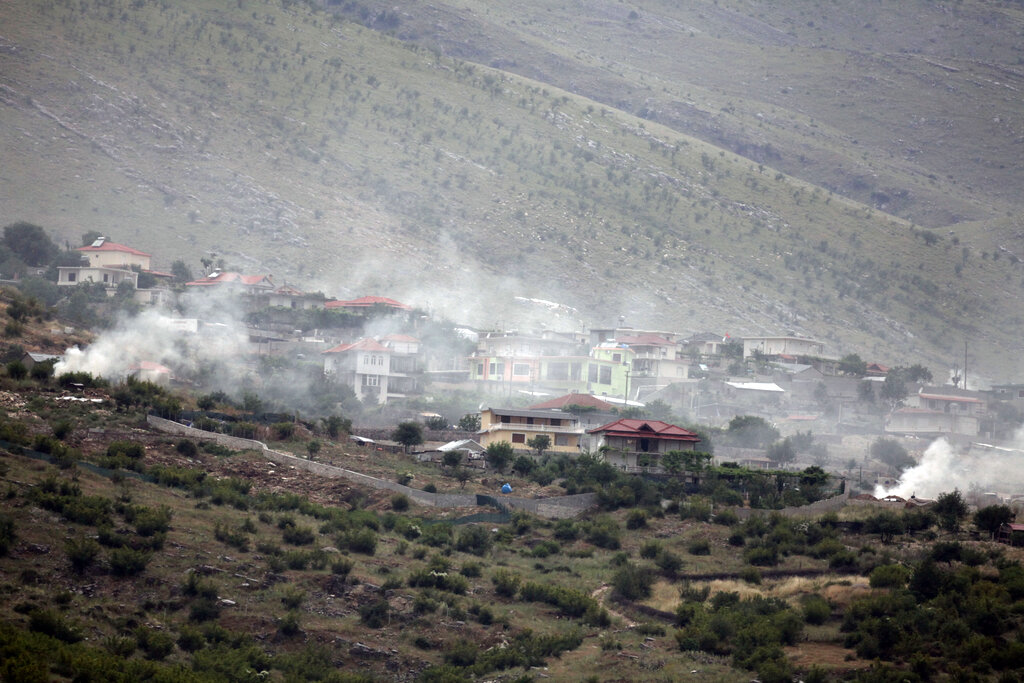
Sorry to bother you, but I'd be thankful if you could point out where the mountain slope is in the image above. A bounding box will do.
[1,0,1023,379]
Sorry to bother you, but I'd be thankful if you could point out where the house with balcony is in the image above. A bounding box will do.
[324,296,411,313]
[584,418,701,470]
[323,338,392,405]
[742,335,825,360]
[380,334,422,400]
[616,333,691,401]
[886,385,987,438]
[477,407,583,454]
[57,237,171,304]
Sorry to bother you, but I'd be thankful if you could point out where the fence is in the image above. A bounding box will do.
[146,415,595,519]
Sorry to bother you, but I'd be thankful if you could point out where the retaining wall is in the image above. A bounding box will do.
[147,415,594,519]
[733,489,851,520]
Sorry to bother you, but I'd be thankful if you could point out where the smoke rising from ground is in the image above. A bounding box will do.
[875,433,1024,501]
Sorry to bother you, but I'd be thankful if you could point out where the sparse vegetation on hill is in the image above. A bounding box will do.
[2,0,1024,375]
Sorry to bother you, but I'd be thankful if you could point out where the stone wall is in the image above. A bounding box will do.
[732,489,851,520]
[147,415,593,519]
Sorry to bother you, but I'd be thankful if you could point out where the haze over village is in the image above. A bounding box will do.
[7,0,1024,680]
[33,233,1024,504]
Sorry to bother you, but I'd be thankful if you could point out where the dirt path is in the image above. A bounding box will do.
[591,584,636,628]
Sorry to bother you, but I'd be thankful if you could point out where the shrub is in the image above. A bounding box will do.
[713,509,739,526]
[271,422,296,439]
[688,539,711,556]
[0,513,14,556]
[626,508,648,529]
[108,548,151,576]
[280,585,306,609]
[460,562,482,578]
[455,525,493,556]
[134,626,175,660]
[331,557,354,576]
[640,540,662,559]
[65,536,100,574]
[869,563,911,589]
[282,525,316,546]
[176,439,198,457]
[801,594,831,625]
[28,608,82,643]
[278,611,302,637]
[359,599,390,628]
[612,562,655,601]
[339,528,377,555]
[584,516,621,550]
[390,494,410,511]
[492,569,521,598]
[739,566,762,585]
[655,550,684,576]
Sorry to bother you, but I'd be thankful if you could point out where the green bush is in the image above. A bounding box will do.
[65,536,100,574]
[714,509,740,526]
[455,525,493,556]
[626,508,648,529]
[612,562,655,601]
[492,569,521,598]
[134,626,175,660]
[282,524,316,546]
[801,594,831,625]
[688,539,711,556]
[869,563,911,589]
[359,599,390,628]
[0,513,14,556]
[108,547,151,576]
[28,608,82,643]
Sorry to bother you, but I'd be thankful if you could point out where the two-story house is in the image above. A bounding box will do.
[584,418,702,470]
[742,335,826,360]
[380,334,421,400]
[477,407,583,454]
[322,338,392,405]
[57,237,171,304]
[616,333,691,401]
[886,385,987,437]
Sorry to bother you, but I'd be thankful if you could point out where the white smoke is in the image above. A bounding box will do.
[875,431,1024,500]
[54,290,250,386]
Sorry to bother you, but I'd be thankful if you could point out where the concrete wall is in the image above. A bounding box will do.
[147,415,594,519]
[732,489,851,520]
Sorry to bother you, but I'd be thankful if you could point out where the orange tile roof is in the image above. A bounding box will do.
[77,241,150,257]
[325,296,411,310]
[323,338,391,354]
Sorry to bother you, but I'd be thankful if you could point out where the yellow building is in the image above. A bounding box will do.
[478,408,582,454]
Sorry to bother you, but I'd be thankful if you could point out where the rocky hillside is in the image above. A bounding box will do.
[2,0,1024,380]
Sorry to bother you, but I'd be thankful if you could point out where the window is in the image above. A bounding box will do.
[571,362,582,380]
[612,353,621,363]
[513,363,531,377]
[477,363,484,376]
[67,272,76,282]
[547,362,568,380]
[526,417,534,425]
[103,273,109,283]
[362,375,379,387]
[599,366,612,384]
[555,434,570,446]
[511,433,526,444]
[500,415,511,423]
[550,419,561,427]
[489,362,497,375]
[588,365,598,383]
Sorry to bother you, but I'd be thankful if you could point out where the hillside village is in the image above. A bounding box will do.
[35,234,1024,490]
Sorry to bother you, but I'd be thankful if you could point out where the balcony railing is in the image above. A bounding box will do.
[484,423,581,434]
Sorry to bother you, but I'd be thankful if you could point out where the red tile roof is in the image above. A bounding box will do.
[325,296,411,310]
[588,418,701,443]
[323,338,390,354]
[527,393,617,411]
[77,241,150,257]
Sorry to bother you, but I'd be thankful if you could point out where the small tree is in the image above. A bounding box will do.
[306,440,321,460]
[870,438,914,475]
[838,353,867,377]
[934,489,969,532]
[442,451,462,469]
[527,434,551,458]
[3,222,59,267]
[458,413,481,431]
[392,422,425,453]
[974,504,1014,538]
[485,441,514,473]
